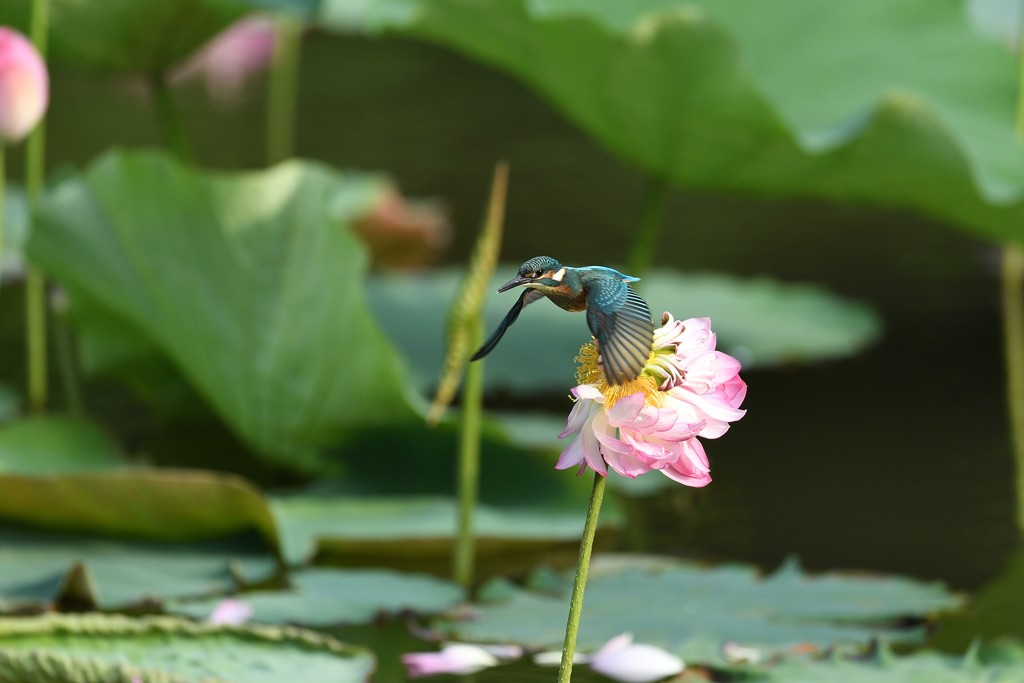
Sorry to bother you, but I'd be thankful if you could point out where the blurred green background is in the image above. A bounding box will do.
[1,1,1023,681]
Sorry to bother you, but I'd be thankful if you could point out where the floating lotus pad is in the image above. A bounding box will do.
[0,525,278,611]
[172,567,464,626]
[0,613,374,683]
[444,555,963,666]
[271,493,620,566]
[761,643,1024,683]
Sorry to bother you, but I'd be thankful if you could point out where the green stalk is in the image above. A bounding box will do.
[453,319,484,589]
[557,471,607,683]
[1008,18,1024,532]
[1004,247,1024,531]
[151,73,193,162]
[266,16,302,165]
[25,0,49,414]
[625,175,669,278]
[53,305,83,416]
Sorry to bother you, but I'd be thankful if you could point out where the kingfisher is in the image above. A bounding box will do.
[470,256,655,385]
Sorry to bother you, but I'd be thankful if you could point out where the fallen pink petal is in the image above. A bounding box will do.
[558,312,746,484]
[207,598,253,626]
[402,643,500,677]
[588,633,685,683]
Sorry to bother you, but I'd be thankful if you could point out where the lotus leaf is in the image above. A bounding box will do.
[28,150,420,469]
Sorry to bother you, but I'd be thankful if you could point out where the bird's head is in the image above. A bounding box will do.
[498,256,566,293]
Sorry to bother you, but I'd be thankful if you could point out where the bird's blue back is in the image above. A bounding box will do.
[575,265,640,283]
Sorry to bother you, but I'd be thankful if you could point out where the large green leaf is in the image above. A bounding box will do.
[0,614,373,683]
[0,0,243,72]
[0,525,277,611]
[0,417,122,474]
[28,150,420,469]
[444,555,963,666]
[172,567,463,625]
[323,0,1024,245]
[368,266,880,395]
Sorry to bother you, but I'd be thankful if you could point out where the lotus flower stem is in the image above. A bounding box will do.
[453,319,484,589]
[266,16,301,165]
[150,73,193,163]
[1005,25,1024,532]
[625,175,668,278]
[53,307,83,416]
[557,470,606,683]
[25,0,49,413]
[1004,247,1024,532]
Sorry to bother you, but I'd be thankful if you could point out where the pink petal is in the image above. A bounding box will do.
[207,598,253,625]
[403,644,498,677]
[589,635,685,683]
[661,439,712,487]
[559,398,590,439]
[581,415,608,476]
[573,384,604,401]
[555,436,585,470]
[606,393,645,427]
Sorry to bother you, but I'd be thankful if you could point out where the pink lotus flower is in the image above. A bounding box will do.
[557,313,745,486]
[0,27,48,144]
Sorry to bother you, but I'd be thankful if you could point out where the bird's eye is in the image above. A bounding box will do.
[532,270,542,278]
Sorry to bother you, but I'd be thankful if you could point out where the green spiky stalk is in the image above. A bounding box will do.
[436,163,508,591]
[453,318,484,588]
[25,0,49,413]
[267,16,302,165]
[557,471,607,683]
[428,163,508,425]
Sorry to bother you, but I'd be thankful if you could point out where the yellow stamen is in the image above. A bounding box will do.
[575,341,662,408]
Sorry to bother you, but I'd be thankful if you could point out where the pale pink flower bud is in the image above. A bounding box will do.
[0,27,48,144]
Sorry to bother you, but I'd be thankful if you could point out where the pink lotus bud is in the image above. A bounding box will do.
[0,27,48,144]
[172,16,276,109]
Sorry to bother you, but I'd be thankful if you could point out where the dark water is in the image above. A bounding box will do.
[5,28,1022,679]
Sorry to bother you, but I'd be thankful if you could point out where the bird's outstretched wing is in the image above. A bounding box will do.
[471,289,544,361]
[585,280,654,385]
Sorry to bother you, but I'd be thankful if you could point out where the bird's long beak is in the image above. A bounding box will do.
[497,276,530,293]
